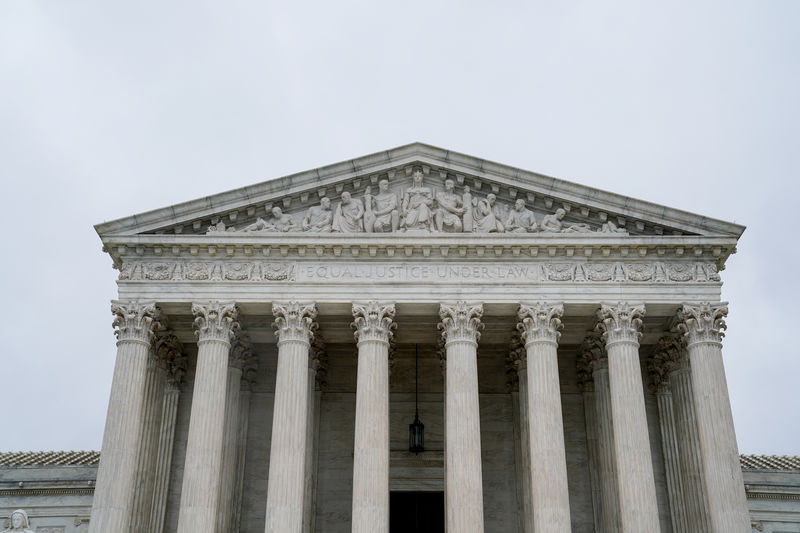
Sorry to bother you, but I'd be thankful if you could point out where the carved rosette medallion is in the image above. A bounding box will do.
[596,302,645,348]
[351,302,396,346]
[192,301,240,344]
[438,301,484,346]
[676,302,728,348]
[111,300,160,346]
[272,301,317,346]
[517,302,564,347]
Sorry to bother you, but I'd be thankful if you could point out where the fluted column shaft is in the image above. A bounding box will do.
[89,302,159,533]
[518,303,571,532]
[130,351,167,533]
[216,358,244,532]
[515,359,533,533]
[593,360,620,533]
[678,303,749,532]
[351,302,395,533]
[264,302,317,533]
[149,382,181,533]
[232,371,256,533]
[440,302,484,533]
[598,303,660,533]
[670,359,711,532]
[177,302,239,533]
[655,386,688,533]
[581,383,603,532]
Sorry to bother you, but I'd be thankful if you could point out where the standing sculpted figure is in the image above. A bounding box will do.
[434,179,466,232]
[302,197,333,232]
[332,191,364,233]
[2,510,33,533]
[363,180,399,233]
[473,193,504,233]
[504,199,538,233]
[400,170,434,232]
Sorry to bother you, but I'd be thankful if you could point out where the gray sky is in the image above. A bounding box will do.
[1,1,797,454]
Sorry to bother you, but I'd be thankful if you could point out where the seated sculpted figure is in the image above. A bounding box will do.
[364,180,399,233]
[473,193,504,233]
[540,208,592,233]
[434,179,465,232]
[400,170,434,232]
[302,197,333,232]
[3,510,34,533]
[332,191,364,233]
[504,199,538,233]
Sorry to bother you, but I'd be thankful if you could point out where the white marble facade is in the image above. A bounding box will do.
[89,143,751,532]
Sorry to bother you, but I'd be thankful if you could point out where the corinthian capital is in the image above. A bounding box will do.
[648,334,684,392]
[576,333,607,390]
[230,331,253,370]
[517,302,564,346]
[439,301,484,345]
[676,302,728,347]
[111,300,160,345]
[154,332,186,387]
[272,302,317,345]
[351,302,396,345]
[596,302,645,347]
[192,301,239,343]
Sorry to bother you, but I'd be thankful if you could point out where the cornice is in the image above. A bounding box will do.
[101,234,738,268]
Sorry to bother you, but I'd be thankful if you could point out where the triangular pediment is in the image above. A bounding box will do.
[95,143,744,239]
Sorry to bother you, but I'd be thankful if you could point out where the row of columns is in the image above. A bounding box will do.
[89,299,749,533]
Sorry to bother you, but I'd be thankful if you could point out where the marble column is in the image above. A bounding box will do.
[304,336,326,533]
[509,338,532,533]
[677,303,750,532]
[350,302,396,533]
[176,302,239,533]
[149,333,185,533]
[517,303,571,532]
[576,348,602,533]
[264,302,317,533]
[580,334,619,533]
[439,301,485,533]
[649,344,688,533]
[216,334,251,533]
[668,348,711,532]
[596,303,660,533]
[232,355,258,533]
[89,301,160,533]
[129,342,167,533]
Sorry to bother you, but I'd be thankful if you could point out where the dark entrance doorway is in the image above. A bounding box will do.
[390,491,444,533]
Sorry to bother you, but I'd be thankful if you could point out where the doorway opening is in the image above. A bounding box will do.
[389,491,444,533]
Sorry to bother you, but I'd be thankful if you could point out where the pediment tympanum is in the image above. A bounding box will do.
[95,143,744,241]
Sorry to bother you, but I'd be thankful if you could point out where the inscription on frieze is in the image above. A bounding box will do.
[118,260,720,284]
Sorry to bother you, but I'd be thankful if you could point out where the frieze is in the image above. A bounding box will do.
[118,260,720,284]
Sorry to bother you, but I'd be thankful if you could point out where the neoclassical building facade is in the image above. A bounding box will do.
[87,143,751,532]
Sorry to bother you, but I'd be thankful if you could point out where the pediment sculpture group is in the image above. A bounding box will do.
[207,170,628,236]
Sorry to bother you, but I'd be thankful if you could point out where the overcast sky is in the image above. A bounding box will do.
[1,1,797,454]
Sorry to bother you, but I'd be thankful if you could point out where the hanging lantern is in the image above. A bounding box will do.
[409,344,425,454]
